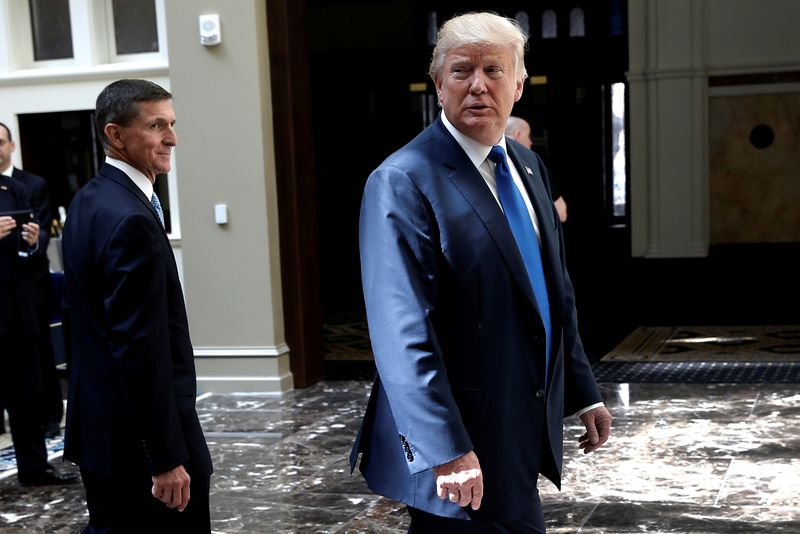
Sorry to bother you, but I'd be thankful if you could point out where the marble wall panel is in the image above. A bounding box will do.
[709,92,800,244]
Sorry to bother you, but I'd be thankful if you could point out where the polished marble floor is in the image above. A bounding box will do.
[0,381,798,533]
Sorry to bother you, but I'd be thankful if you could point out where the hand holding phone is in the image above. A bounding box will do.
[0,215,17,239]
[20,221,40,246]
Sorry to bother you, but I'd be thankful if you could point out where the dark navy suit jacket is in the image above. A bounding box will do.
[0,175,38,336]
[62,163,212,480]
[350,117,601,521]
[10,167,50,282]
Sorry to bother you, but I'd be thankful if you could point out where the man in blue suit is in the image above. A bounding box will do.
[350,12,612,532]
[63,79,212,533]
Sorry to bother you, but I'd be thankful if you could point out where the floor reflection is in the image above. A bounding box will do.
[0,381,798,533]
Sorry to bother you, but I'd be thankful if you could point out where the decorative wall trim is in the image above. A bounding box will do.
[196,373,294,394]
[706,63,800,78]
[628,68,708,82]
[709,82,800,97]
[0,63,169,87]
[194,344,291,358]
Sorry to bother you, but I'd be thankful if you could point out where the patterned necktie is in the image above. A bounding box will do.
[150,192,165,228]
[488,145,552,375]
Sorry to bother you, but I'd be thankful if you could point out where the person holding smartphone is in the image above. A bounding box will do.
[0,121,64,440]
[0,173,77,486]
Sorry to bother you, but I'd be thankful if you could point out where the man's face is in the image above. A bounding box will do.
[0,126,15,173]
[435,44,523,146]
[110,99,177,182]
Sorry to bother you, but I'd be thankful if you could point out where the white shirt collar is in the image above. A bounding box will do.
[440,112,508,171]
[105,157,154,201]
[0,161,13,178]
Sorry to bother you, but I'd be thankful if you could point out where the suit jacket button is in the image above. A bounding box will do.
[536,389,545,399]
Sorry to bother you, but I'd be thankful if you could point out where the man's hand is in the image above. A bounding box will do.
[0,216,15,239]
[578,406,612,454]
[432,450,483,510]
[21,222,39,246]
[151,464,191,512]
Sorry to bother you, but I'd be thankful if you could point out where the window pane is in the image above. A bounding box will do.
[569,8,585,37]
[29,0,74,60]
[112,0,159,55]
[542,10,557,39]
[611,83,627,217]
[611,0,624,36]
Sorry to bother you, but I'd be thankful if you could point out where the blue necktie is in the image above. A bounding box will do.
[150,192,165,228]
[488,145,551,376]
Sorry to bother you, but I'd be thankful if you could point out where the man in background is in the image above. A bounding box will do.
[506,115,568,223]
[0,168,76,486]
[0,122,63,439]
[63,79,212,532]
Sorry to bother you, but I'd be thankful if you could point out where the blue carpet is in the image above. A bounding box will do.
[0,435,64,474]
[592,361,800,383]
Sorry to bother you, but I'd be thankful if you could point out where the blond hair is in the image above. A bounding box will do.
[429,12,528,83]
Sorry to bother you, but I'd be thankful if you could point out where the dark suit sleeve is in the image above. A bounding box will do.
[102,212,188,475]
[560,268,603,416]
[360,165,473,475]
[29,174,51,253]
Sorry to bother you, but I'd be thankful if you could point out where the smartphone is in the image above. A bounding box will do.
[1,210,36,257]
[0,209,35,226]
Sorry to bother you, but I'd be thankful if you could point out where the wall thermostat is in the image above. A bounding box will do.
[199,14,221,46]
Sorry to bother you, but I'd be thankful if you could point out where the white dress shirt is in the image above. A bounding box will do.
[440,112,542,243]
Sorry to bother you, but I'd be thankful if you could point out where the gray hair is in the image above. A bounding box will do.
[505,115,528,137]
[429,12,528,83]
[95,79,172,148]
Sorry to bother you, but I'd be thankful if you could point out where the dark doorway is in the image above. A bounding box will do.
[17,110,102,217]
[307,0,630,373]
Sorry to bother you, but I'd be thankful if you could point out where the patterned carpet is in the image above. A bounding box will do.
[596,325,800,383]
[323,321,800,383]
[0,434,65,477]
[603,325,800,362]
[592,361,799,383]
[323,313,373,361]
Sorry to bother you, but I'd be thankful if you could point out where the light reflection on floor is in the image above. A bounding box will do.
[0,381,798,533]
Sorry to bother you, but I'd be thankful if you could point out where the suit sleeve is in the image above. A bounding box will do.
[360,165,473,475]
[560,267,603,416]
[102,212,188,475]
[30,175,51,253]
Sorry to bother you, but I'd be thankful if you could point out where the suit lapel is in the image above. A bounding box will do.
[100,163,167,236]
[431,121,539,311]
[505,141,560,283]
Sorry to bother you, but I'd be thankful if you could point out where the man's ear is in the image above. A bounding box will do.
[433,76,444,106]
[104,123,125,149]
[514,79,524,102]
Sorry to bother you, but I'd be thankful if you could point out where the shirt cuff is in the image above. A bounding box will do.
[573,402,604,418]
